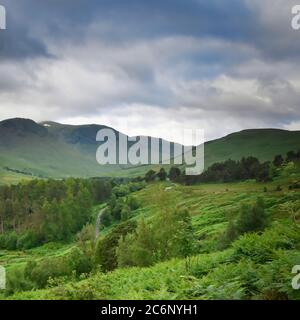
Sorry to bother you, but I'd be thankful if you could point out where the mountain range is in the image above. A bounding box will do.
[0,118,299,184]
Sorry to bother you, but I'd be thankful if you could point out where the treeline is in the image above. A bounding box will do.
[143,149,300,185]
[100,181,145,228]
[0,178,112,249]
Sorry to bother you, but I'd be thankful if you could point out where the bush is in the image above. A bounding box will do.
[236,198,268,234]
[27,257,71,288]
[169,167,181,182]
[127,196,139,211]
[219,198,268,248]
[157,168,167,181]
[17,231,42,250]
[112,185,130,197]
[101,210,112,227]
[6,268,34,295]
[4,232,18,250]
[95,220,137,272]
[117,208,195,268]
[145,170,156,182]
[67,247,93,276]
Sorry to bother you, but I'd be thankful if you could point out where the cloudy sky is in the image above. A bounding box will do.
[0,0,300,143]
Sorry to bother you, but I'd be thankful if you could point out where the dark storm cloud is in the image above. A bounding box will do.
[0,0,299,140]
[0,1,271,57]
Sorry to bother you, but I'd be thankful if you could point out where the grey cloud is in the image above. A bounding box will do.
[0,0,300,140]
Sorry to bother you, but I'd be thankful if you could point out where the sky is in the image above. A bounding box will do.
[0,0,300,144]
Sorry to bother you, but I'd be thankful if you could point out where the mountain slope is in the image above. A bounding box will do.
[0,118,299,183]
[204,128,300,167]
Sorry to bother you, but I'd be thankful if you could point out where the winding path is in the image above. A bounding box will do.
[95,207,107,239]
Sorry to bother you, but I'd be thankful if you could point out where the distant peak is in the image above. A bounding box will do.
[0,118,47,136]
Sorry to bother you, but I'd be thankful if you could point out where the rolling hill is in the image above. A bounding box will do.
[0,118,299,183]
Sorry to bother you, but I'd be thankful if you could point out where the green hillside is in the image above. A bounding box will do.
[2,167,300,300]
[0,118,299,184]
[205,129,300,168]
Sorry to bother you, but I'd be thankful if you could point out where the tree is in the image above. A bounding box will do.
[157,168,167,181]
[236,198,267,234]
[121,205,130,222]
[0,201,5,233]
[273,154,284,167]
[256,162,272,182]
[95,220,137,272]
[169,167,181,182]
[101,210,112,227]
[287,151,297,162]
[145,170,156,182]
[117,219,155,268]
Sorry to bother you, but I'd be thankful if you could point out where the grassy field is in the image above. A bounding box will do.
[1,168,300,300]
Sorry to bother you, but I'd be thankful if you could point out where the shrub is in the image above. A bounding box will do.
[236,198,268,234]
[127,196,139,211]
[157,168,167,181]
[67,247,93,276]
[27,257,71,288]
[100,210,112,227]
[169,167,181,182]
[219,198,268,248]
[112,185,130,197]
[6,268,34,295]
[17,230,42,250]
[145,170,156,182]
[95,220,137,272]
[4,232,18,250]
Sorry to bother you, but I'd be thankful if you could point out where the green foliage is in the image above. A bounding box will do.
[168,167,181,182]
[219,198,268,248]
[100,210,112,227]
[76,223,95,257]
[117,208,195,268]
[236,198,268,234]
[117,219,156,268]
[6,268,34,296]
[95,220,137,272]
[112,185,130,197]
[3,232,18,250]
[0,178,111,248]
[2,165,300,300]
[26,258,71,288]
[157,168,167,181]
[17,230,42,250]
[232,222,300,263]
[21,248,93,289]
[273,154,284,167]
[145,170,156,182]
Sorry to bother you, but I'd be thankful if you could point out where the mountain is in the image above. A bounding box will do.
[0,118,299,184]
[204,128,300,167]
[0,118,181,182]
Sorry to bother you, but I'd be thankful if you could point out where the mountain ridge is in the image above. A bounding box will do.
[0,118,299,183]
